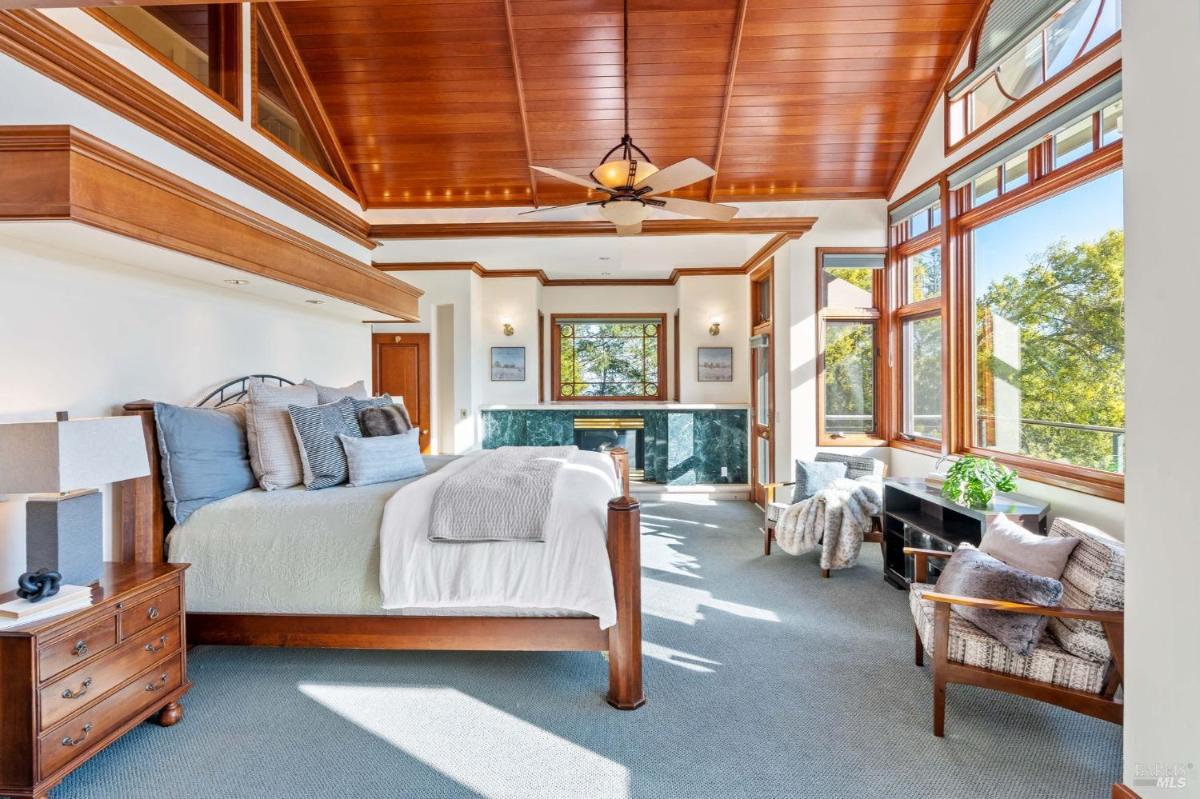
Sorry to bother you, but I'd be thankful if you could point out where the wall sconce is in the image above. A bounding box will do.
[708,316,722,337]
[501,317,515,337]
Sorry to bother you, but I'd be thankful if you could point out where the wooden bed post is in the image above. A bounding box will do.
[605,446,644,709]
[121,400,165,563]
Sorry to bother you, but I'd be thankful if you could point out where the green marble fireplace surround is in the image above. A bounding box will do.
[481,404,750,485]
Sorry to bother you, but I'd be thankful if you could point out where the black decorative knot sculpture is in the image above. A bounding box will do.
[17,569,62,602]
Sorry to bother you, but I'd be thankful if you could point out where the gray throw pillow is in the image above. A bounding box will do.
[245,381,318,490]
[791,459,847,504]
[980,514,1079,579]
[287,397,361,490]
[302,379,368,404]
[934,547,1063,656]
[154,402,256,525]
[340,430,426,486]
[359,404,414,437]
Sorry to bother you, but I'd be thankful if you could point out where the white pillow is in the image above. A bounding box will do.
[245,381,318,490]
[979,514,1079,580]
[301,379,368,404]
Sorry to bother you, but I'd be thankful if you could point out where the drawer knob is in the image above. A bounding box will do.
[61,722,93,747]
[144,634,169,653]
[145,672,169,692]
[62,677,93,700]
[71,640,88,657]
[147,606,160,620]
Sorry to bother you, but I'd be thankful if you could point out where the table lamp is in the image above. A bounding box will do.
[0,412,150,585]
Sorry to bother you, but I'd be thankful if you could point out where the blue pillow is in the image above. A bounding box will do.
[154,402,257,524]
[339,429,426,486]
[791,459,847,504]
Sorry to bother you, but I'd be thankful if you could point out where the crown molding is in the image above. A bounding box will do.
[369,216,818,240]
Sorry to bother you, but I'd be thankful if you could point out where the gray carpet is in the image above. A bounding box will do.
[53,499,1120,799]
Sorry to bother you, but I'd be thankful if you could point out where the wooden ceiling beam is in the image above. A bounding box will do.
[370,216,816,240]
[502,0,540,208]
[708,0,748,203]
[255,4,365,206]
[374,261,760,287]
[0,0,291,6]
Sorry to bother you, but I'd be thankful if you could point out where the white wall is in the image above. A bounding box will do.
[1122,2,1200,792]
[676,275,749,403]
[0,236,371,586]
[479,276,540,406]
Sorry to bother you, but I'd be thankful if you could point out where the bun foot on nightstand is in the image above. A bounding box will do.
[155,701,184,727]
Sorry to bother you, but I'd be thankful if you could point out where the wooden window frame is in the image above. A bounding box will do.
[887,71,1126,501]
[944,0,1121,156]
[87,4,241,118]
[816,247,887,447]
[550,313,668,402]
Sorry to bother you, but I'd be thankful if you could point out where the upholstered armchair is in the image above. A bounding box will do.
[761,452,886,575]
[907,518,1125,737]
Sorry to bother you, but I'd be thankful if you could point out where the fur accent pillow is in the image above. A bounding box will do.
[934,547,1063,656]
[980,514,1079,579]
[359,404,414,437]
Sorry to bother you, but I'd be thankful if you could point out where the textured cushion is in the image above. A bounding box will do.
[765,501,789,524]
[934,547,1062,656]
[288,398,362,490]
[1045,518,1125,663]
[154,402,256,525]
[791,460,847,503]
[815,452,884,481]
[340,429,426,486]
[302,379,368,404]
[910,583,1108,693]
[359,404,413,437]
[245,381,318,490]
[980,514,1079,579]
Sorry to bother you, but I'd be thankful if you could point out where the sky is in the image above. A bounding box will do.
[973,169,1124,291]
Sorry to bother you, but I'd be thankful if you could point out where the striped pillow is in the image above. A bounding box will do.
[287,397,361,490]
[340,429,425,487]
[245,381,318,490]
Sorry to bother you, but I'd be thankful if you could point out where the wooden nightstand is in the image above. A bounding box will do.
[0,562,189,799]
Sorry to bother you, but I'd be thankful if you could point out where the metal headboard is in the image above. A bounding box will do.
[196,375,295,408]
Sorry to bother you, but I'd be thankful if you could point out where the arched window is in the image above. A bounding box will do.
[947,0,1121,147]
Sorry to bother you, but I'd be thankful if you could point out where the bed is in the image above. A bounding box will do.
[119,377,645,709]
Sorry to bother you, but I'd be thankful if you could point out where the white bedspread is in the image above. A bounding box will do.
[379,448,620,628]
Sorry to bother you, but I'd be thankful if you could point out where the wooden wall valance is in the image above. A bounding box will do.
[0,126,421,321]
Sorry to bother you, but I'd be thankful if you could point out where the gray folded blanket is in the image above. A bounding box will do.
[428,446,576,542]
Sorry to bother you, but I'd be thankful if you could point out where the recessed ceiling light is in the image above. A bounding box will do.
[224,279,249,285]
[601,271,612,276]
[599,256,611,261]
[305,299,325,305]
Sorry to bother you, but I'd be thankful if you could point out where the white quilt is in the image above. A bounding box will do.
[379,448,620,628]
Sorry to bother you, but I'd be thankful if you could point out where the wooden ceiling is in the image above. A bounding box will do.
[278,0,982,208]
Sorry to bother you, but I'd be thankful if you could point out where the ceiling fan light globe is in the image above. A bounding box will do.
[598,200,651,227]
[592,159,658,190]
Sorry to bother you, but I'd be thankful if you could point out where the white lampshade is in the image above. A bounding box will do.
[598,200,652,228]
[0,415,150,494]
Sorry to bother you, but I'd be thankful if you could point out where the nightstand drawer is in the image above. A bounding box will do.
[38,615,118,682]
[40,653,183,780]
[39,616,182,730]
[120,584,180,641]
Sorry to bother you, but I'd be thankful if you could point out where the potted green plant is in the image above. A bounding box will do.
[941,455,1017,509]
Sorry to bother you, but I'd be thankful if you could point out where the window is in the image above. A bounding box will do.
[947,0,1121,147]
[969,170,1124,473]
[902,315,943,441]
[552,315,666,401]
[91,4,240,112]
[907,246,942,303]
[817,250,885,444]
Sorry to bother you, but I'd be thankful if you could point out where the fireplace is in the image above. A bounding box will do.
[574,418,645,480]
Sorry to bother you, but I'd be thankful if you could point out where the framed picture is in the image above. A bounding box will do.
[697,346,733,382]
[490,346,526,381]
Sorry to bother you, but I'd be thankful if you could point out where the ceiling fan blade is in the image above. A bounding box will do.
[657,197,739,222]
[531,165,610,192]
[615,222,643,237]
[634,158,715,194]
[518,201,599,216]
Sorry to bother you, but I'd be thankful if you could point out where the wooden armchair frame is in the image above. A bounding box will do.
[906,548,1123,736]
[760,475,886,577]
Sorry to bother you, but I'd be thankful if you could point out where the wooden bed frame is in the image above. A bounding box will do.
[118,390,645,710]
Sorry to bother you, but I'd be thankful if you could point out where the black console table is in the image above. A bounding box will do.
[882,478,1049,589]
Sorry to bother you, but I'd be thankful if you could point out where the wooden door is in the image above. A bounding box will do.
[372,333,431,452]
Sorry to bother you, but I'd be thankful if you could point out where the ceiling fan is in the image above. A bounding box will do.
[523,0,738,236]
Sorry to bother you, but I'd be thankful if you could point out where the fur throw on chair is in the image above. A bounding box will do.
[774,477,882,570]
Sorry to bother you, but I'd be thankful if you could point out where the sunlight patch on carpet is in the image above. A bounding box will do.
[643,641,721,673]
[642,576,780,625]
[297,684,630,798]
[641,533,702,579]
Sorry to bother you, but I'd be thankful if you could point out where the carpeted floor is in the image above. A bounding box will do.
[54,499,1121,798]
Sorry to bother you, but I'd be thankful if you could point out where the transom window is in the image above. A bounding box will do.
[552,315,666,401]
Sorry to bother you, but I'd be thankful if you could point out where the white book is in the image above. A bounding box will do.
[0,584,92,619]
[0,595,93,630]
